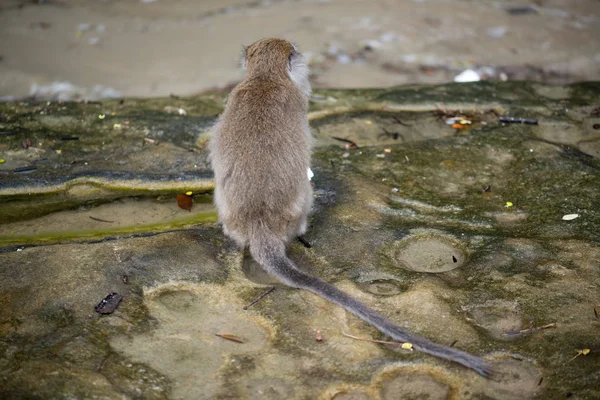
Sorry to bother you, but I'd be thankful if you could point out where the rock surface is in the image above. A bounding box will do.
[1,82,599,399]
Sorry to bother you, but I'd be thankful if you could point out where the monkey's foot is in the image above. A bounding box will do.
[297,235,312,248]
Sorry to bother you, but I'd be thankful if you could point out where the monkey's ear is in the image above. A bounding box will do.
[240,45,248,70]
[287,47,311,97]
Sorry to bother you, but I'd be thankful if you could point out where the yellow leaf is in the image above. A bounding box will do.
[98,114,106,119]
[401,342,413,350]
[505,201,513,208]
[582,349,591,355]
[185,191,193,196]
[55,150,62,154]
[0,159,5,164]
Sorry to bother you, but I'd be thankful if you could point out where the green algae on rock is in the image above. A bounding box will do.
[1,82,599,399]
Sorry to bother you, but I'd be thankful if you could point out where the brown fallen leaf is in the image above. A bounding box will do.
[94,293,123,315]
[177,194,193,211]
[215,334,244,343]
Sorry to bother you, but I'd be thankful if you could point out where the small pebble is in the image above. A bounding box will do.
[454,69,481,83]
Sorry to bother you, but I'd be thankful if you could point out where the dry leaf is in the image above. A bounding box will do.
[177,194,193,211]
[568,348,592,362]
[94,293,123,315]
[215,334,244,343]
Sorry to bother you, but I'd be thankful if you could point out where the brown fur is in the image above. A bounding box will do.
[210,38,312,248]
[208,38,492,377]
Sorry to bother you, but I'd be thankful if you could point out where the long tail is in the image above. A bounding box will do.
[250,233,493,377]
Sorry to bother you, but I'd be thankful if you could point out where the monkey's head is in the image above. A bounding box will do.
[242,38,311,97]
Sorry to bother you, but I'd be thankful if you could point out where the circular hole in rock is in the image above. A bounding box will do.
[332,391,371,400]
[395,238,466,273]
[380,373,450,400]
[155,290,197,311]
[359,279,404,296]
[468,301,523,340]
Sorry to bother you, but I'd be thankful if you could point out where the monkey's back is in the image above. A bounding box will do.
[210,77,313,247]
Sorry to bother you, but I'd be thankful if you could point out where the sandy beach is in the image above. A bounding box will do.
[1,0,599,100]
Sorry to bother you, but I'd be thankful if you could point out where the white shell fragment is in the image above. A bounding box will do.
[307,168,314,181]
[562,214,579,221]
[454,69,481,83]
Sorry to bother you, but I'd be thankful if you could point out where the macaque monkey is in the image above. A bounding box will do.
[208,38,491,376]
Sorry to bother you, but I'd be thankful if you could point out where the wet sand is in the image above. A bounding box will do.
[0,0,599,100]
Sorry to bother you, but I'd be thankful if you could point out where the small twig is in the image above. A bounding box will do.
[594,307,599,320]
[502,322,556,336]
[392,116,412,127]
[89,216,114,223]
[342,331,404,347]
[215,334,244,343]
[449,340,458,347]
[331,136,359,149]
[243,286,276,310]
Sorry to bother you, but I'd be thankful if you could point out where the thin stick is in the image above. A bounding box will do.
[89,216,114,223]
[502,323,556,336]
[342,331,405,346]
[243,286,276,310]
[392,116,412,127]
[215,334,244,343]
[331,136,359,149]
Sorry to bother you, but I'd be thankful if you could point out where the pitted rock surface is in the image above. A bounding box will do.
[1,82,599,399]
